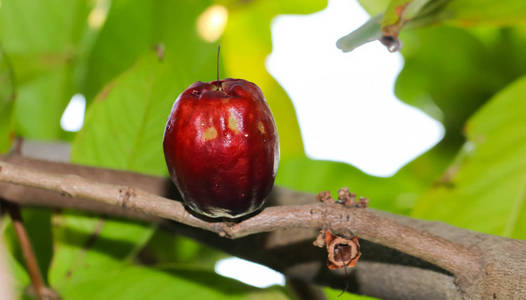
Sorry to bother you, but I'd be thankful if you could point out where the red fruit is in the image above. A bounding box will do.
[163,78,279,219]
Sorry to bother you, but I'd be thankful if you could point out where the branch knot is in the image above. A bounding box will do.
[118,187,136,208]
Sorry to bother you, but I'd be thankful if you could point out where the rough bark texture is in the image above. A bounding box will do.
[1,153,525,299]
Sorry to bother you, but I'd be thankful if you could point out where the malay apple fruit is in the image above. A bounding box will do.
[163,79,279,219]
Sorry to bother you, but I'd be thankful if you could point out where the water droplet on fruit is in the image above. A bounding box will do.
[244,133,249,137]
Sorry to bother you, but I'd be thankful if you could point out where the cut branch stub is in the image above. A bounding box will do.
[317,230,361,270]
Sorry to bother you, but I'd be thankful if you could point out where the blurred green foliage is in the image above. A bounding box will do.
[0,0,90,140]
[413,76,526,239]
[353,0,526,240]
[396,26,526,146]
[1,0,526,299]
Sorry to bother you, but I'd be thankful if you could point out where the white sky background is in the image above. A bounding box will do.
[60,0,445,288]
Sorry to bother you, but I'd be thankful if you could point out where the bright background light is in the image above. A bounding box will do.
[267,0,444,177]
[215,257,285,288]
[88,0,109,29]
[60,94,86,132]
[197,4,228,42]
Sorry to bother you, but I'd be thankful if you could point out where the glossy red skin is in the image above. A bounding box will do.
[163,78,279,219]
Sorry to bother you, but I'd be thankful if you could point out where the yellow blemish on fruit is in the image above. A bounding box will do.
[228,113,240,134]
[203,127,218,141]
[257,121,265,134]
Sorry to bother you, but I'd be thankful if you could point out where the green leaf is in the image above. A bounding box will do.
[437,0,526,26]
[0,0,91,139]
[49,213,287,299]
[142,229,224,269]
[82,0,154,99]
[396,26,491,143]
[57,263,287,300]
[0,46,15,153]
[72,53,185,175]
[49,212,155,289]
[84,0,218,100]
[392,26,526,197]
[357,0,391,15]
[412,76,526,239]
[396,26,526,146]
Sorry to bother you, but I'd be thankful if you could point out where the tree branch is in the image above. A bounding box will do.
[1,154,525,299]
[0,159,479,277]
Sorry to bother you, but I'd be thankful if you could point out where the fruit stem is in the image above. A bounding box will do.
[216,44,222,91]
